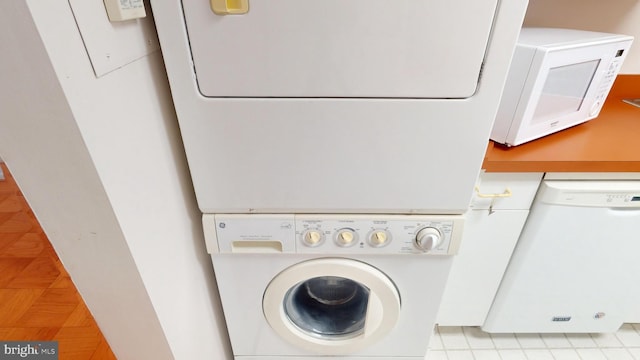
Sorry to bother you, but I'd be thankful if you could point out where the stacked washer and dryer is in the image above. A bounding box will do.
[150,1,529,359]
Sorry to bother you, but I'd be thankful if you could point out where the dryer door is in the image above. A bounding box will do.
[263,258,401,354]
[181,0,498,98]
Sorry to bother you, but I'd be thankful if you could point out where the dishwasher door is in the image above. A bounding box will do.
[483,180,640,333]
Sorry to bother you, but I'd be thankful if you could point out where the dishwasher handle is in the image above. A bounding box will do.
[606,207,640,216]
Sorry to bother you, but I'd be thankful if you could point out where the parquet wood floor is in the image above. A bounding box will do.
[0,163,116,359]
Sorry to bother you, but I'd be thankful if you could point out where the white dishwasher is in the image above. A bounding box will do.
[483,177,640,333]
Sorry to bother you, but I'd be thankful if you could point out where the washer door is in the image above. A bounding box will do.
[263,258,401,354]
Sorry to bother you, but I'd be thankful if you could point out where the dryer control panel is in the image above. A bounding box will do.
[203,214,464,255]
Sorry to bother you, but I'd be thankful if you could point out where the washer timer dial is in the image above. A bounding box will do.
[415,227,442,252]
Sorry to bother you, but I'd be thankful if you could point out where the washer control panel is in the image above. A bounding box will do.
[205,214,464,255]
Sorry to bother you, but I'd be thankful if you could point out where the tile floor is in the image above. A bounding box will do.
[428,325,640,360]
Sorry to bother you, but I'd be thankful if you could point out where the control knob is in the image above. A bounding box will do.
[415,227,442,252]
[336,229,357,247]
[368,230,391,247]
[303,230,324,247]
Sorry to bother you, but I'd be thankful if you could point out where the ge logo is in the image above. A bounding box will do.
[219,222,226,229]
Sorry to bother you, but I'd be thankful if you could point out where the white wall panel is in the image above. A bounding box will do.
[0,2,171,358]
[68,0,159,77]
[1,0,232,359]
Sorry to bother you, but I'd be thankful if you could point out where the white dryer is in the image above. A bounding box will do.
[203,214,464,359]
[149,0,529,215]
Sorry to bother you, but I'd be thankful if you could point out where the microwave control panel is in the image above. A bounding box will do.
[590,53,625,116]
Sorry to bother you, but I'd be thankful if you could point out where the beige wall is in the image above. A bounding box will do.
[524,0,640,74]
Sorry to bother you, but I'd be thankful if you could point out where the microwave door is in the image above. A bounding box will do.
[512,52,613,146]
[530,59,600,125]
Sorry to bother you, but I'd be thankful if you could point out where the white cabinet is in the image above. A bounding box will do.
[437,172,542,326]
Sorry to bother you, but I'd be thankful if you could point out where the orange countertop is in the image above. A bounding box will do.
[483,75,640,173]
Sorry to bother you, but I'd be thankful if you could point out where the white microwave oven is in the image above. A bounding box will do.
[491,28,633,147]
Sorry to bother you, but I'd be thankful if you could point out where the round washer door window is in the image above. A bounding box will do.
[263,258,401,354]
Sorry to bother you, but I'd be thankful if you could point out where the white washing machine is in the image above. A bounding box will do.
[203,214,464,359]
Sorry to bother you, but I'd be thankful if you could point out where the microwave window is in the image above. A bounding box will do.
[531,59,600,125]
